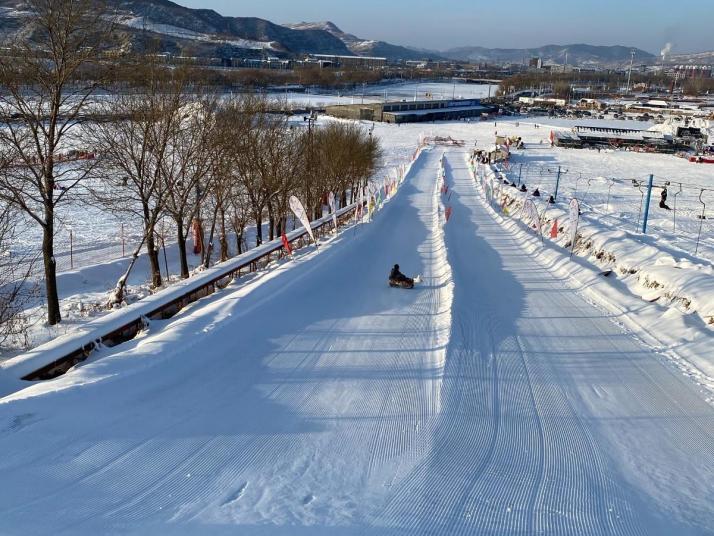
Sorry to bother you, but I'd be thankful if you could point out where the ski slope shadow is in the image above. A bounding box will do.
[367,153,695,536]
[0,149,458,534]
[365,155,531,535]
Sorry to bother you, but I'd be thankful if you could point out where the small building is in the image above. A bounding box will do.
[529,57,543,69]
[308,54,387,69]
[673,65,713,80]
[518,96,567,108]
[553,125,675,152]
[324,98,498,124]
[577,98,607,111]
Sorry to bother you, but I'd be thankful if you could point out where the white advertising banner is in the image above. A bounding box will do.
[289,195,316,244]
[522,199,541,233]
[328,191,337,230]
[569,198,580,254]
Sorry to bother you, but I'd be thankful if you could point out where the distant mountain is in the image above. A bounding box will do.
[285,21,442,61]
[0,2,693,69]
[0,0,353,57]
[441,44,656,67]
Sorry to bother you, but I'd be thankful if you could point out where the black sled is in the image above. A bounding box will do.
[389,278,415,289]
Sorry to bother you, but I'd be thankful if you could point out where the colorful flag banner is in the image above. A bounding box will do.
[289,195,316,245]
[569,198,580,257]
[281,233,293,255]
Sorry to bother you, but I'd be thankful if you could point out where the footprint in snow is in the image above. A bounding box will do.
[3,413,37,433]
[221,482,249,507]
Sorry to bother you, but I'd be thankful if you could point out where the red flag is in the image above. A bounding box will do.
[550,219,559,238]
[281,233,293,255]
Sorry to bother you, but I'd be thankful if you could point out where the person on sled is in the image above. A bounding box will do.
[389,264,416,289]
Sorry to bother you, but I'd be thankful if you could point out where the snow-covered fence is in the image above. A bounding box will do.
[3,205,358,382]
[496,161,714,262]
[467,154,714,331]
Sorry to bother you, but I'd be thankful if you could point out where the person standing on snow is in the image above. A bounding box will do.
[660,187,671,210]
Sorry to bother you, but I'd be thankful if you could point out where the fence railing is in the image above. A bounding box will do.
[3,139,429,386]
[6,204,357,382]
[495,160,714,261]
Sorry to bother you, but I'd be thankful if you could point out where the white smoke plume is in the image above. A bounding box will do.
[660,42,673,61]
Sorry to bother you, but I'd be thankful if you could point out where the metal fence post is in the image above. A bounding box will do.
[641,174,654,234]
[554,166,562,201]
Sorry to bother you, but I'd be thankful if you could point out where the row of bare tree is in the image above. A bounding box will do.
[0,0,380,331]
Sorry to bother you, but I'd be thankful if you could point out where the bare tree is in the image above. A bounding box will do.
[0,203,35,347]
[0,0,111,325]
[85,63,189,289]
[230,96,292,247]
[161,96,218,278]
[228,186,251,255]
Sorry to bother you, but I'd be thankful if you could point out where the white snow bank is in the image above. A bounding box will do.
[469,157,714,392]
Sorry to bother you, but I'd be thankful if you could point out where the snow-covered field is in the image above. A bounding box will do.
[1,146,713,534]
[5,83,713,365]
[271,81,499,108]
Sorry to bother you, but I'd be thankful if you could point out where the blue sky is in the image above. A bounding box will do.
[175,0,712,53]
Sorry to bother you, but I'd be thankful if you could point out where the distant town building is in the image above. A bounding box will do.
[324,98,497,124]
[672,65,713,80]
[528,57,543,69]
[518,97,567,107]
[307,54,387,69]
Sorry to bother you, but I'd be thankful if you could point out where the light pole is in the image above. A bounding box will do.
[626,49,635,94]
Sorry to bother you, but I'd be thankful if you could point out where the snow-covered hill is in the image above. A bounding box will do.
[0,0,353,56]
[284,21,442,61]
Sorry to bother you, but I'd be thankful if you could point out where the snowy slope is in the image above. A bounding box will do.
[117,15,277,51]
[2,147,714,534]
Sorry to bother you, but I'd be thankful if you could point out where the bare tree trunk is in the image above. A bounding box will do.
[219,207,228,262]
[236,233,244,254]
[145,231,162,288]
[107,235,146,308]
[203,205,220,269]
[42,219,61,325]
[176,221,190,279]
[267,200,275,242]
[254,210,263,247]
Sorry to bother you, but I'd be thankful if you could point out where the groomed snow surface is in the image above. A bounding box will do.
[1,148,713,535]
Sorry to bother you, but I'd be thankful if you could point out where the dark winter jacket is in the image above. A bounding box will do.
[390,266,407,281]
